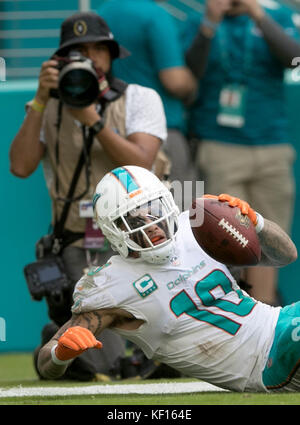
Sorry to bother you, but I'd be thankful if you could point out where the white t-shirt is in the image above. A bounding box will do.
[72,211,280,392]
[125,84,167,141]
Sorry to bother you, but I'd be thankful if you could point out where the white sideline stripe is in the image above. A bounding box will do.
[0,382,227,398]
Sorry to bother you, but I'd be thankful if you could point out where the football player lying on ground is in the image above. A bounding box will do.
[38,166,299,392]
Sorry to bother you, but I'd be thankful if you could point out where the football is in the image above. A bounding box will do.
[189,198,261,266]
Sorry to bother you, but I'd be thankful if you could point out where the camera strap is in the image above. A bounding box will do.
[103,77,128,103]
[53,117,95,252]
[52,79,128,252]
[54,102,92,205]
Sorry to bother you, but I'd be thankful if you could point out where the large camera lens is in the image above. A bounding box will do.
[58,60,100,108]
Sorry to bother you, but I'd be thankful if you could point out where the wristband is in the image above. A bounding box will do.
[89,119,105,135]
[31,98,46,113]
[255,212,265,234]
[51,344,72,366]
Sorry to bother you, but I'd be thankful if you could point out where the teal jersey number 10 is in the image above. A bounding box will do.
[170,270,256,335]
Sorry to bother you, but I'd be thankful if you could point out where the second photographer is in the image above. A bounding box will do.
[9,11,168,381]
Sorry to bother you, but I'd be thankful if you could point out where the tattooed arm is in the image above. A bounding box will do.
[257,218,297,267]
[37,310,114,380]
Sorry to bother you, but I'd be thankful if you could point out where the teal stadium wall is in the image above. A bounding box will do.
[0,0,107,352]
[0,0,300,353]
[0,80,50,352]
[280,76,300,306]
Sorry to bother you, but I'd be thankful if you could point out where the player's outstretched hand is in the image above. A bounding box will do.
[203,193,257,226]
[55,326,103,361]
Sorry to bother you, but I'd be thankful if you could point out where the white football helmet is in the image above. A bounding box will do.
[93,166,180,264]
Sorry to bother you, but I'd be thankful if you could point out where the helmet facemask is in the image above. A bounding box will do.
[94,166,180,264]
[112,197,177,253]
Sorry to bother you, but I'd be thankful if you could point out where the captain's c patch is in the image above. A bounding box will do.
[133,274,157,298]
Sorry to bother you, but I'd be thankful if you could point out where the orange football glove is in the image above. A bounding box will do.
[203,193,257,226]
[55,326,103,362]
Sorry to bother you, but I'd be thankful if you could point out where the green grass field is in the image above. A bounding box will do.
[1,353,300,406]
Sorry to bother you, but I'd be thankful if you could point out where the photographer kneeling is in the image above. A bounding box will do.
[9,12,168,381]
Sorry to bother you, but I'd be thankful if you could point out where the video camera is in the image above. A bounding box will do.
[50,50,109,108]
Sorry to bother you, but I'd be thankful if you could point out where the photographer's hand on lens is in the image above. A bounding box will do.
[36,60,59,105]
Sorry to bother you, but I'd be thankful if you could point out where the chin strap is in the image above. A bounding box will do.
[140,240,177,264]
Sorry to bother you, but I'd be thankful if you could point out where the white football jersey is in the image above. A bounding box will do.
[72,211,280,392]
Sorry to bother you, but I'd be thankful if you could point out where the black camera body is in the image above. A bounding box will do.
[50,50,109,108]
[24,256,70,301]
[24,234,71,301]
[35,234,60,259]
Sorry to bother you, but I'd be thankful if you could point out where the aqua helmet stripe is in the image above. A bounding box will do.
[92,193,101,210]
[110,167,140,193]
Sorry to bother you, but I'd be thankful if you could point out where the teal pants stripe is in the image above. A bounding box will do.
[262,302,300,389]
